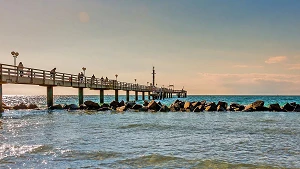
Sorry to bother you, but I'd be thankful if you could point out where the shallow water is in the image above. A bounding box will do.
[1,95,300,168]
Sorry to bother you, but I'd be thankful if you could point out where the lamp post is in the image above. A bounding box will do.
[115,74,118,81]
[82,67,86,76]
[147,82,149,86]
[11,51,19,66]
[134,79,137,84]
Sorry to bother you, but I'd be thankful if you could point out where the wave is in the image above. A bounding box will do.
[118,123,171,130]
[57,150,120,161]
[117,154,286,169]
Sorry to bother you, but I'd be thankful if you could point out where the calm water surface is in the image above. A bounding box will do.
[1,95,300,168]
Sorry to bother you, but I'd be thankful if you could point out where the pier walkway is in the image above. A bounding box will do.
[0,63,187,109]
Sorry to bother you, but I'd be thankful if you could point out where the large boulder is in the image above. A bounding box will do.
[217,105,226,111]
[244,100,267,111]
[69,104,79,110]
[110,101,119,109]
[169,102,181,112]
[84,101,100,110]
[283,103,295,112]
[229,103,245,111]
[132,104,143,110]
[63,104,70,109]
[13,103,28,110]
[190,102,201,111]
[193,105,205,112]
[159,105,170,112]
[293,104,300,112]
[101,103,110,108]
[184,101,191,109]
[125,101,136,109]
[79,104,87,110]
[269,103,282,112]
[116,106,127,112]
[139,106,148,112]
[217,101,228,110]
[147,100,161,111]
[143,100,149,106]
[28,104,38,109]
[119,100,125,107]
[49,104,63,110]
[205,102,217,111]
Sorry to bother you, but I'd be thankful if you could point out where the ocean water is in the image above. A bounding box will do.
[1,95,300,168]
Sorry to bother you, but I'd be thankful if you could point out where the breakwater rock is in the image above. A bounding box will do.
[1,102,39,111]
[49,100,300,112]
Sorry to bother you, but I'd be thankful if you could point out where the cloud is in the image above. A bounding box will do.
[233,65,263,68]
[265,56,287,64]
[79,12,90,23]
[287,64,300,70]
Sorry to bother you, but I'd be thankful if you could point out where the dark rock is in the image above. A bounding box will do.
[179,101,185,108]
[217,105,226,111]
[290,102,297,107]
[79,104,87,110]
[84,101,100,109]
[110,101,119,109]
[293,104,300,112]
[69,104,79,110]
[125,101,136,109]
[159,105,170,112]
[180,108,186,112]
[98,107,111,111]
[13,103,28,110]
[0,108,3,113]
[205,102,217,111]
[147,100,161,111]
[101,103,110,108]
[28,104,38,109]
[244,100,265,111]
[190,102,201,110]
[217,101,228,110]
[63,104,70,109]
[269,103,282,112]
[143,100,149,106]
[229,103,245,111]
[283,103,295,112]
[119,100,125,107]
[193,105,204,112]
[174,99,181,104]
[49,104,63,110]
[116,106,127,112]
[184,101,191,109]
[132,104,143,110]
[200,100,206,105]
[139,106,148,112]
[157,101,162,106]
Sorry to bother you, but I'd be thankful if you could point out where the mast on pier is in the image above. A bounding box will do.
[152,66,156,87]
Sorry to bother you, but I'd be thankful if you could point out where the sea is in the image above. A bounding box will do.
[1,95,300,169]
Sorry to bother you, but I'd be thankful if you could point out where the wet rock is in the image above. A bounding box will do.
[217,101,228,110]
[243,100,267,111]
[125,101,136,109]
[98,107,111,111]
[84,101,100,110]
[110,101,119,109]
[269,103,282,112]
[159,105,170,112]
[143,100,149,106]
[147,100,161,111]
[63,104,70,109]
[132,104,143,110]
[193,105,204,112]
[49,104,63,110]
[217,105,226,111]
[184,101,191,109]
[293,104,300,112]
[0,108,3,113]
[116,106,127,112]
[13,103,28,110]
[169,102,181,112]
[229,103,245,111]
[79,104,87,110]
[205,102,217,111]
[139,106,148,112]
[283,103,295,112]
[157,101,162,106]
[119,100,125,107]
[101,103,110,108]
[28,104,38,109]
[190,102,201,111]
[69,104,79,110]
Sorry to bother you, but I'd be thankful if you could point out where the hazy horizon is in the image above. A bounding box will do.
[1,0,300,95]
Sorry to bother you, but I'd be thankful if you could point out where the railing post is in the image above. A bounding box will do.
[16,67,19,82]
[53,73,56,85]
[43,71,46,85]
[85,77,87,88]
[62,73,65,86]
[0,64,2,82]
[70,75,73,86]
[30,69,33,83]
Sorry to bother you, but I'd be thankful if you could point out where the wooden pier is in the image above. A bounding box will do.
[0,63,187,110]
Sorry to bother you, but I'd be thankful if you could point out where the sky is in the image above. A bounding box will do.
[1,0,300,95]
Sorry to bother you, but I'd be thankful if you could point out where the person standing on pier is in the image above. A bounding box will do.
[50,68,56,79]
[80,72,84,83]
[18,62,24,77]
[91,74,95,84]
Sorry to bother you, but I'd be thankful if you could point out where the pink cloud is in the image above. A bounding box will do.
[233,65,263,68]
[287,64,300,70]
[265,56,287,64]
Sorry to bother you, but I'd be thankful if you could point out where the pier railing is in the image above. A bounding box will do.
[0,63,186,93]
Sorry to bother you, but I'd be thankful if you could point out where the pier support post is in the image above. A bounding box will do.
[115,90,119,102]
[47,86,53,107]
[100,89,104,104]
[142,92,145,100]
[135,91,138,101]
[78,88,84,105]
[148,92,150,100]
[0,84,2,112]
[126,90,129,102]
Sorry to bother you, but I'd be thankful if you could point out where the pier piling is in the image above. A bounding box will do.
[135,91,138,101]
[78,88,84,105]
[100,89,104,104]
[148,92,150,100]
[142,92,145,100]
[47,86,53,107]
[126,90,129,102]
[0,84,2,112]
[115,90,119,102]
